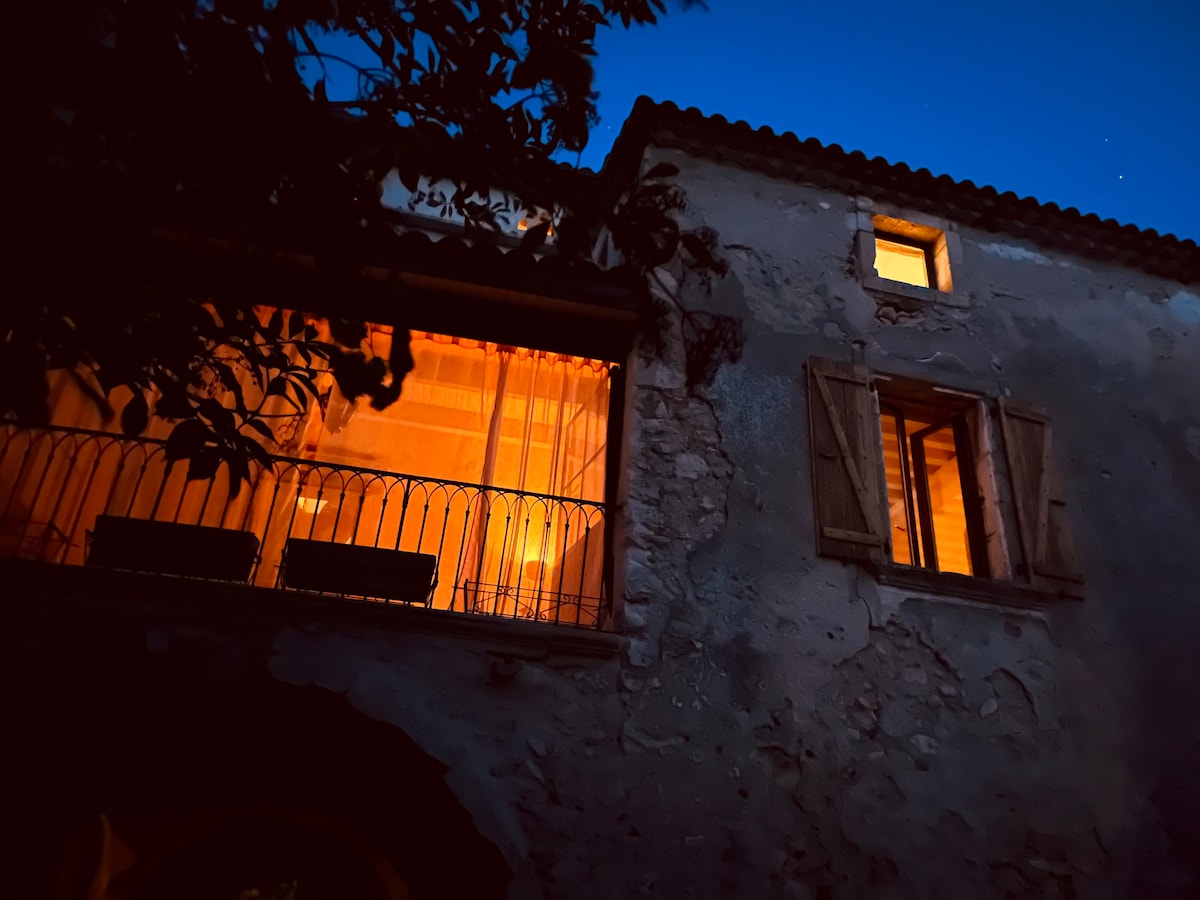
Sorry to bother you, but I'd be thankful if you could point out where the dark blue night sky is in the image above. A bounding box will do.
[582,0,1200,242]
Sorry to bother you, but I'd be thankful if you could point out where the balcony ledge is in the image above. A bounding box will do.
[0,558,622,660]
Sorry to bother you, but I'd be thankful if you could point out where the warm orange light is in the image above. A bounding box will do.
[880,413,917,566]
[296,496,327,514]
[880,414,972,575]
[305,331,610,614]
[517,218,553,236]
[923,425,971,575]
[874,237,929,288]
[27,328,609,621]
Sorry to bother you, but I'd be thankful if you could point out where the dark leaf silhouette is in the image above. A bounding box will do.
[288,312,306,339]
[4,0,732,481]
[120,392,149,436]
[329,319,367,348]
[224,451,250,497]
[198,398,236,436]
[265,377,291,398]
[238,432,274,467]
[186,448,221,482]
[244,418,276,444]
[155,386,194,420]
[520,219,552,251]
[166,420,211,463]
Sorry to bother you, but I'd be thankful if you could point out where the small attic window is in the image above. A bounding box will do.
[865,214,954,294]
[874,234,934,288]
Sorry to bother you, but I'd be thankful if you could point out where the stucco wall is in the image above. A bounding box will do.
[268,146,1200,898]
[614,146,1199,896]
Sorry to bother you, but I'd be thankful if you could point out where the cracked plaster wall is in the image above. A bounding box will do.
[266,147,1199,899]
[610,146,1200,897]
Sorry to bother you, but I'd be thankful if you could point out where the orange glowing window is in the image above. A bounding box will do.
[516,217,553,236]
[874,235,933,288]
[808,355,1079,592]
[31,325,613,622]
[295,328,612,616]
[878,388,986,577]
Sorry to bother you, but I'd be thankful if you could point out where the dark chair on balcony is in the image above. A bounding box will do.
[86,515,260,582]
[280,539,437,605]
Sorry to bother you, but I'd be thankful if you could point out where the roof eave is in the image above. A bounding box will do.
[603,97,1199,287]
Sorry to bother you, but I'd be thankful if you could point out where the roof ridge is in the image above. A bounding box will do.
[605,96,1198,285]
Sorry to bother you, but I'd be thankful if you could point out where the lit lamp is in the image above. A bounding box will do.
[523,557,546,582]
[295,495,327,514]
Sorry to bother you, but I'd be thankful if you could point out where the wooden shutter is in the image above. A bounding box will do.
[807,357,887,563]
[998,398,1084,590]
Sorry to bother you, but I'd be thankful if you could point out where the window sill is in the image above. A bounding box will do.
[863,274,967,309]
[869,563,1081,609]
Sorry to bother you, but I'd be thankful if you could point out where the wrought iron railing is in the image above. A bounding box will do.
[0,424,608,629]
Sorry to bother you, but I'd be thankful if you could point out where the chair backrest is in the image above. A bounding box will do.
[87,515,260,583]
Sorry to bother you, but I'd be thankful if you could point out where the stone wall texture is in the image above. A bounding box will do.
[268,145,1200,898]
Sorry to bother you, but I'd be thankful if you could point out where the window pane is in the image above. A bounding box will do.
[879,413,915,565]
[874,237,930,288]
[921,425,972,575]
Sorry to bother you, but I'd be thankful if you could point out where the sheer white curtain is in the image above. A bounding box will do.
[295,329,612,617]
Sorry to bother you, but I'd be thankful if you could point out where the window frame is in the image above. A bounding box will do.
[806,356,1084,606]
[854,206,965,307]
[369,275,637,624]
[877,392,991,579]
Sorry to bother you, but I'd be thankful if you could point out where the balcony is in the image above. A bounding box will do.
[0,424,609,630]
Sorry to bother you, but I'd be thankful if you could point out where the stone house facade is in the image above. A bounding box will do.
[3,97,1200,898]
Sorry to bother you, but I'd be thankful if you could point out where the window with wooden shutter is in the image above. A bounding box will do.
[998,398,1084,592]
[807,357,887,563]
[808,360,1083,602]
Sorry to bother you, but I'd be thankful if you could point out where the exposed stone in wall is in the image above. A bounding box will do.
[620,320,735,672]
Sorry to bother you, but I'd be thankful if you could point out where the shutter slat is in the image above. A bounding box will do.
[998,398,1084,589]
[808,357,886,563]
[822,526,886,546]
[813,369,877,528]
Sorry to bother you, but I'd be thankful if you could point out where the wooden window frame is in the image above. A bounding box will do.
[601,362,626,621]
[855,207,964,307]
[807,357,1084,606]
[877,394,991,579]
